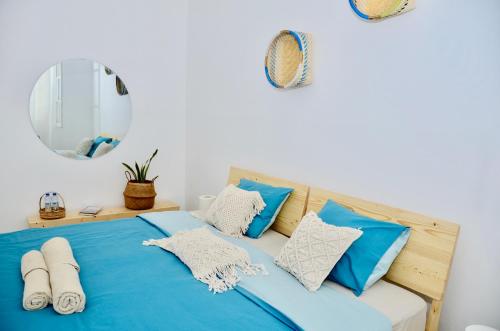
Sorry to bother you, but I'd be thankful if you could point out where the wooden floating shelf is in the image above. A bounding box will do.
[27,200,180,228]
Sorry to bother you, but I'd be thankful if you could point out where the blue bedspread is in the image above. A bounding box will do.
[0,218,292,331]
[142,211,392,331]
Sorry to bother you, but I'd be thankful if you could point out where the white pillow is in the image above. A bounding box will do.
[74,137,94,156]
[205,184,266,237]
[274,211,363,291]
[92,142,114,158]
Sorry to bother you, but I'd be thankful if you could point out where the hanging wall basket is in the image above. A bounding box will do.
[349,0,415,20]
[265,30,313,89]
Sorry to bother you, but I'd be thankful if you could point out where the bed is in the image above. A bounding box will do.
[0,167,459,331]
[228,167,460,331]
[244,229,427,331]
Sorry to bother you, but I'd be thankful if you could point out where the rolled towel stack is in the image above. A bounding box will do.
[21,250,52,311]
[41,237,86,315]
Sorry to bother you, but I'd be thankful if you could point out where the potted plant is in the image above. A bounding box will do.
[122,149,159,210]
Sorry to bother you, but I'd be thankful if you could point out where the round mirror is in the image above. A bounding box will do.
[29,59,132,160]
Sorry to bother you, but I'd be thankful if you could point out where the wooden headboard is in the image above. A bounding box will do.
[227,167,309,237]
[307,187,460,331]
[226,167,459,331]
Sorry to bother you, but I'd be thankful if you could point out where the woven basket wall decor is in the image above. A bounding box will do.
[350,0,415,20]
[265,30,313,89]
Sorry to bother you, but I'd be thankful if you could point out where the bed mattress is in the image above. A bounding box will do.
[242,229,427,331]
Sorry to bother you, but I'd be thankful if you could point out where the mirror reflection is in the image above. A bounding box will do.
[29,59,132,160]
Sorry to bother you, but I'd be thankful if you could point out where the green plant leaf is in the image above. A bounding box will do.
[143,149,158,181]
[135,162,142,182]
[140,164,147,181]
[122,163,137,180]
[123,150,158,182]
[143,162,151,180]
[150,149,158,162]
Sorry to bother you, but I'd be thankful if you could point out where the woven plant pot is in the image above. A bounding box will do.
[265,30,313,89]
[124,181,157,210]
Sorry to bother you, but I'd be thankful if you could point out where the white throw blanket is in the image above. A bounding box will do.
[21,250,52,311]
[41,237,86,315]
[144,227,267,293]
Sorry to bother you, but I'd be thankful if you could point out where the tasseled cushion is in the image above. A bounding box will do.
[205,184,266,237]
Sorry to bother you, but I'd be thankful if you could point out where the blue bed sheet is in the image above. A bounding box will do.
[0,218,292,331]
[142,211,392,331]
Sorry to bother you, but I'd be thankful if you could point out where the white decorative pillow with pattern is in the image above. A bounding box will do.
[75,137,94,156]
[92,142,113,158]
[205,184,266,237]
[275,211,363,291]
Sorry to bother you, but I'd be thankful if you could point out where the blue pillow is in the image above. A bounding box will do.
[238,179,293,239]
[363,227,410,290]
[318,199,410,296]
[87,136,112,157]
[110,140,120,148]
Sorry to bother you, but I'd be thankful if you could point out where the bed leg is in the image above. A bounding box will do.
[425,299,443,331]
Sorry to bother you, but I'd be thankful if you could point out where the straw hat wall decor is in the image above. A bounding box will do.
[349,0,416,20]
[265,30,313,89]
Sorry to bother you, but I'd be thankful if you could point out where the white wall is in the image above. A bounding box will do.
[186,0,500,330]
[0,0,187,231]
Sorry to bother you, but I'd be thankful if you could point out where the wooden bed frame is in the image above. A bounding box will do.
[307,188,460,331]
[228,167,460,331]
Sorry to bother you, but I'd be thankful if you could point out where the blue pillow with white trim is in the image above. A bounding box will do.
[238,179,293,239]
[318,199,410,296]
[87,136,112,157]
[110,139,120,148]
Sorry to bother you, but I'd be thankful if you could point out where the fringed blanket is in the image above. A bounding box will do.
[144,227,266,293]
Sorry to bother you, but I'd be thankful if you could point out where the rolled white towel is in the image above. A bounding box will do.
[41,237,85,315]
[21,250,52,311]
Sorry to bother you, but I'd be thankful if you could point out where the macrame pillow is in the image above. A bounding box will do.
[91,142,114,158]
[205,184,266,237]
[75,137,94,156]
[275,211,363,291]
